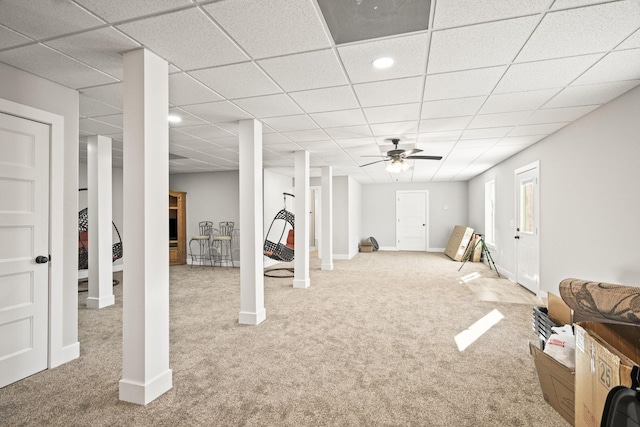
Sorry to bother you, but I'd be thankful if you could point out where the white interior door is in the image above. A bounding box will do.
[0,112,50,388]
[515,163,539,294]
[396,191,426,251]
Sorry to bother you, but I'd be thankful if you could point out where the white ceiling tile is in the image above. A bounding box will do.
[354,77,424,108]
[203,136,239,149]
[460,127,517,140]
[178,124,235,139]
[508,122,569,136]
[262,115,319,132]
[297,140,338,152]
[263,133,293,145]
[336,137,376,148]
[0,25,32,49]
[169,73,223,106]
[282,129,329,143]
[421,96,486,119]
[480,88,561,114]
[258,49,348,91]
[338,33,429,83]
[419,116,472,132]
[91,114,123,128]
[496,135,545,146]
[433,0,551,28]
[233,94,303,118]
[324,125,372,139]
[617,28,640,50]
[289,86,359,113]
[363,103,421,124]
[0,44,118,89]
[517,1,640,62]
[494,54,602,93]
[428,16,539,74]
[0,0,103,39]
[79,95,122,117]
[369,121,419,136]
[573,49,640,85]
[79,118,122,135]
[265,143,303,153]
[80,83,123,107]
[310,109,368,127]
[545,80,640,108]
[524,105,599,124]
[468,111,532,129]
[74,0,191,22]
[117,8,248,70]
[417,130,463,142]
[551,0,604,9]
[45,27,140,79]
[455,138,499,148]
[203,0,331,59]
[189,62,281,100]
[424,66,506,100]
[180,101,252,123]
[416,140,457,150]
[169,129,198,142]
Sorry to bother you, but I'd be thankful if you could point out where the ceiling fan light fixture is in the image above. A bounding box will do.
[386,159,409,173]
[372,56,394,69]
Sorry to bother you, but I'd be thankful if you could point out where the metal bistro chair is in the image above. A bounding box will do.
[189,221,213,267]
[212,221,235,267]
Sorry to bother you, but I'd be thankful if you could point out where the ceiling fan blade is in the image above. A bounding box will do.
[360,159,388,167]
[402,148,423,157]
[360,155,389,158]
[406,155,443,160]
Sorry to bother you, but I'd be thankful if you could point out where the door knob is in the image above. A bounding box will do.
[35,255,49,264]
[514,236,520,240]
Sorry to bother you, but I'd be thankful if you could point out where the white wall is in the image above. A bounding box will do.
[169,171,240,241]
[361,182,468,250]
[468,85,640,293]
[78,162,124,268]
[348,177,362,258]
[0,62,79,358]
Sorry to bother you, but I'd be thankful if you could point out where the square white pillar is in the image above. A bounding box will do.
[321,166,333,271]
[86,135,115,308]
[119,48,172,405]
[293,151,310,289]
[238,119,266,325]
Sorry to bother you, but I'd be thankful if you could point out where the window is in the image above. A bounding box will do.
[519,179,534,234]
[484,179,495,245]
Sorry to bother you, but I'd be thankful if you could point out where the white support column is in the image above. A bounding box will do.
[321,166,333,271]
[119,48,172,405]
[238,119,266,325]
[293,151,310,288]
[86,135,115,309]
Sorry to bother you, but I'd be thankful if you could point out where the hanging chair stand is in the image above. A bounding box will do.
[264,193,295,278]
[78,188,123,270]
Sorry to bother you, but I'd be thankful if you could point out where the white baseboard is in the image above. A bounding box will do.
[379,246,398,251]
[428,247,445,252]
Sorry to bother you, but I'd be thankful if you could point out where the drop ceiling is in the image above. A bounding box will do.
[0,0,639,183]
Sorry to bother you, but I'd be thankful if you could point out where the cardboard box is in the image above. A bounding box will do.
[360,241,373,253]
[444,225,474,261]
[574,322,640,427]
[530,293,575,424]
[530,342,575,426]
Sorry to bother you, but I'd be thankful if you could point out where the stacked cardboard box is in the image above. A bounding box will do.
[360,240,373,253]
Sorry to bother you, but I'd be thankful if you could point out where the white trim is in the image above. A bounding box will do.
[514,160,541,294]
[428,247,445,252]
[0,97,75,369]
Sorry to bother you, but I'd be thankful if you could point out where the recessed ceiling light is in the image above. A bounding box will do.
[372,57,394,69]
[168,114,182,123]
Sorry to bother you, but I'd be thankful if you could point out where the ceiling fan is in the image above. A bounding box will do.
[360,138,443,173]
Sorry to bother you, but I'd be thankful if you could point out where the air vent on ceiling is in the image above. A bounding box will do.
[317,0,431,45]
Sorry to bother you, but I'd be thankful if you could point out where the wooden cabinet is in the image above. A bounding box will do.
[169,190,187,265]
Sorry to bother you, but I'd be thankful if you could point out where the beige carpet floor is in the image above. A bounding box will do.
[1,252,568,426]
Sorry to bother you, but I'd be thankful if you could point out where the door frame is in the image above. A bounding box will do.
[395,190,429,252]
[514,161,540,295]
[0,97,70,368]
